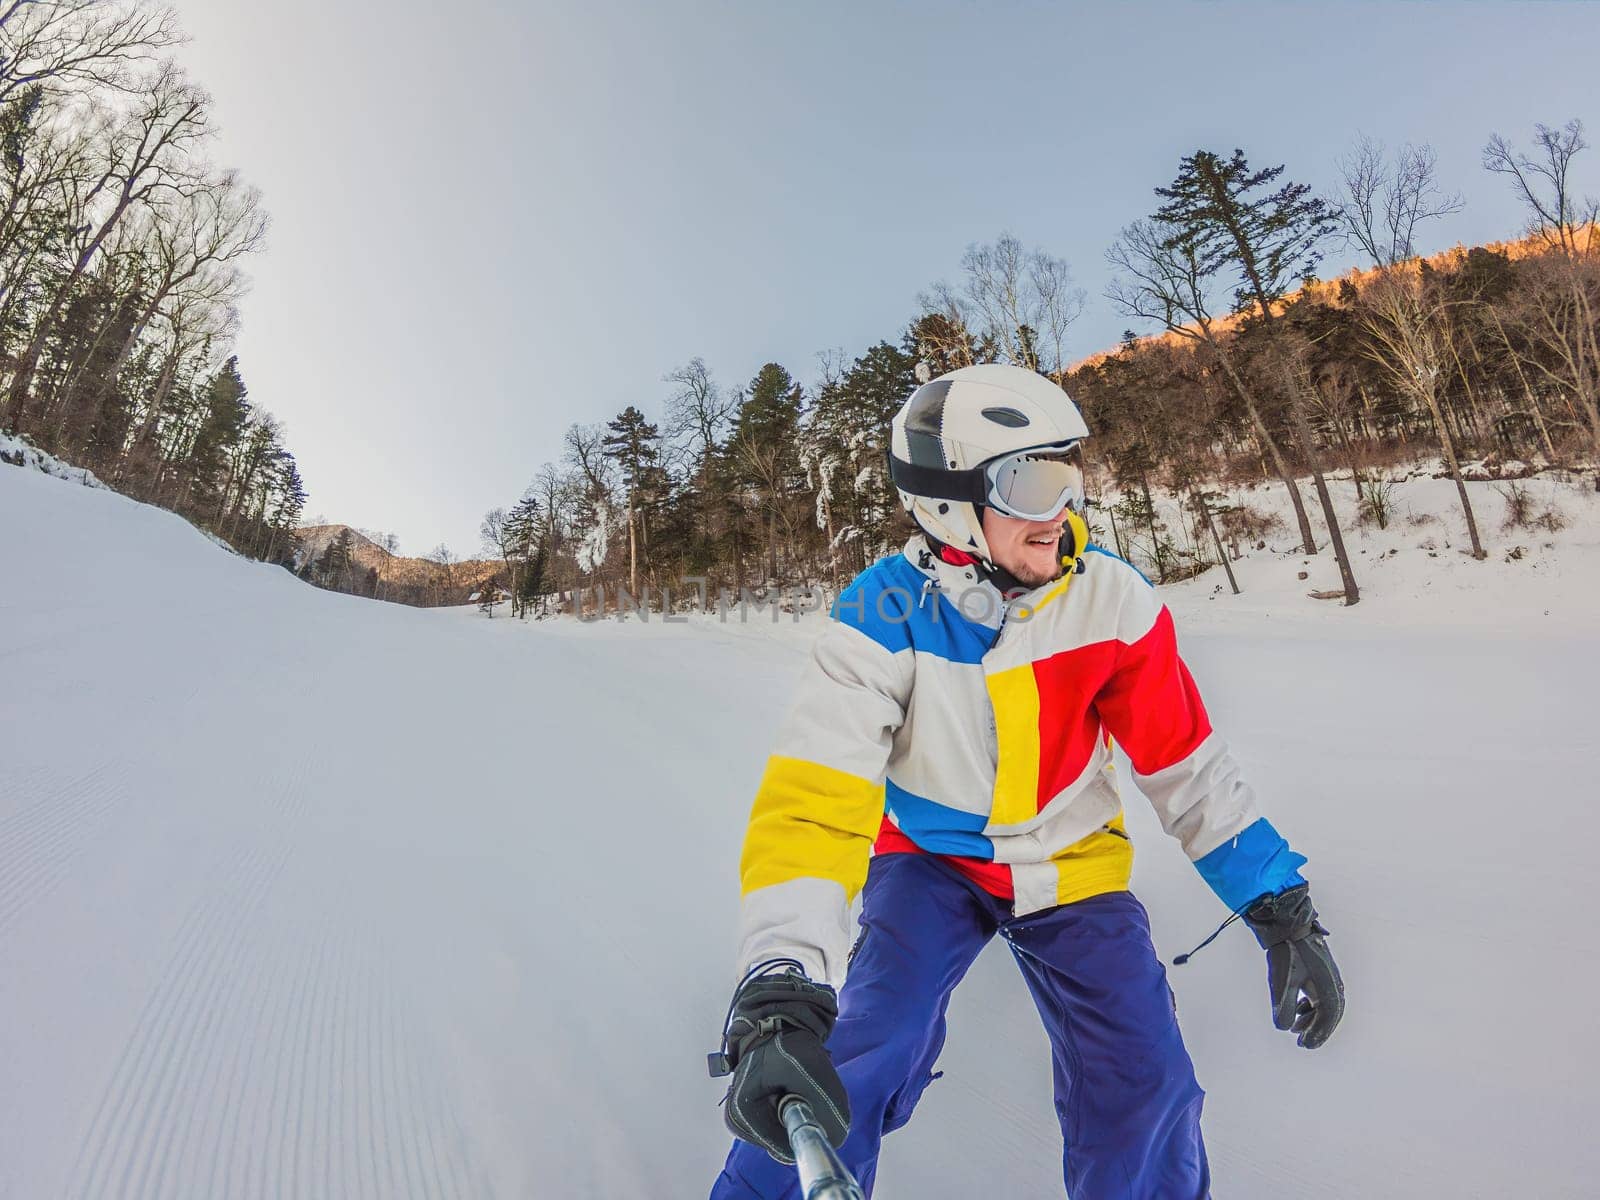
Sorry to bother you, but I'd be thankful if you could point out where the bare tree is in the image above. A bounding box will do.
[0,103,97,322]
[921,233,1085,377]
[562,420,613,498]
[111,171,265,375]
[38,167,263,443]
[528,462,573,551]
[910,305,982,370]
[960,234,1036,367]
[1484,120,1600,462]
[1477,301,1560,461]
[355,529,399,600]
[1302,360,1371,501]
[662,356,735,578]
[480,505,517,603]
[523,460,583,596]
[4,62,212,426]
[1484,120,1598,259]
[1333,135,1483,548]
[0,1,184,104]
[732,430,806,586]
[1107,219,1318,554]
[662,356,734,463]
[1503,252,1600,459]
[480,506,508,560]
[377,532,399,600]
[1336,135,1463,266]
[1354,268,1487,557]
[128,276,241,496]
[427,543,457,606]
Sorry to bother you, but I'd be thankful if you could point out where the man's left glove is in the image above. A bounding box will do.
[1244,884,1346,1050]
[708,968,851,1163]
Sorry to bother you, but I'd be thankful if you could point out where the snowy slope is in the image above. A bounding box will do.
[2,463,1598,1198]
[1094,468,1600,637]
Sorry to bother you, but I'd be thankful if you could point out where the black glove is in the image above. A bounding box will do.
[1244,884,1346,1050]
[708,968,851,1163]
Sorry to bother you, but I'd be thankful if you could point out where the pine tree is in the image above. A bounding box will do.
[316,528,355,592]
[1153,149,1361,604]
[183,357,251,518]
[503,495,544,616]
[731,364,804,584]
[734,364,803,448]
[262,458,307,564]
[802,339,918,581]
[602,405,663,595]
[517,540,546,617]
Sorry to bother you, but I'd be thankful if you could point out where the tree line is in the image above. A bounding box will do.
[0,1,304,566]
[489,122,1597,613]
[295,524,504,608]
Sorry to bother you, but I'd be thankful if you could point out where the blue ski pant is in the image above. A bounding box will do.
[710,852,1209,1199]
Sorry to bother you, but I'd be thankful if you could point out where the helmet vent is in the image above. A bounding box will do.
[982,406,1030,428]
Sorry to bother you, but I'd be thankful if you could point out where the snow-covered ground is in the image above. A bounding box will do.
[1099,466,1600,637]
[2,461,1597,1198]
[0,430,107,490]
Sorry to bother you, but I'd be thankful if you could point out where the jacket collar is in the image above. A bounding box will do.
[903,507,1091,621]
[903,534,1004,628]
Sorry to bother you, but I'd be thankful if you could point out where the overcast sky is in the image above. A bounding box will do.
[171,0,1599,557]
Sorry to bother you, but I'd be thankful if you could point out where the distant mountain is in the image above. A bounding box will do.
[295,524,504,606]
[294,523,385,566]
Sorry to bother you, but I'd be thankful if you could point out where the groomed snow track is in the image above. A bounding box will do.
[2,464,1597,1198]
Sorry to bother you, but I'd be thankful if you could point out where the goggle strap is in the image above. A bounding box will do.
[886,452,988,506]
[888,447,1084,519]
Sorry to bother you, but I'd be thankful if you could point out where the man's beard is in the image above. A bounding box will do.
[1009,559,1064,588]
[1000,530,1067,589]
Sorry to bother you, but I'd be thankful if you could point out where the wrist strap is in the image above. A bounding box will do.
[1172,894,1266,966]
[708,957,807,1077]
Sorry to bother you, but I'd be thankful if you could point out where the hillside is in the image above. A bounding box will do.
[1069,225,1596,373]
[2,455,1597,1197]
[294,523,504,606]
[1097,462,1600,633]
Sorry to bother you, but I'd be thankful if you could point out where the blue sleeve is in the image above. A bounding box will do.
[1193,817,1308,911]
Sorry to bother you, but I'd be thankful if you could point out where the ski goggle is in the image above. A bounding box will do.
[982,442,1085,520]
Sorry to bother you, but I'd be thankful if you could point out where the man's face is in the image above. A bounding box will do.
[981,505,1068,588]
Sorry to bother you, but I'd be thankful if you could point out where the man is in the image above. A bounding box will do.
[708,364,1344,1199]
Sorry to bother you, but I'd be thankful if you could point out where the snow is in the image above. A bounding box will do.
[575,500,611,575]
[0,430,107,489]
[1102,470,1600,637]
[2,461,1598,1198]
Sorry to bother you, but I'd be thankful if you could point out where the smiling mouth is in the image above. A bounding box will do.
[1025,531,1061,547]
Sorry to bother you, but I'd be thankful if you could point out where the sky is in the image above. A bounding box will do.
[169,0,1600,557]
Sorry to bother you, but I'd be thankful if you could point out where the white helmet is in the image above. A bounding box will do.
[889,364,1090,565]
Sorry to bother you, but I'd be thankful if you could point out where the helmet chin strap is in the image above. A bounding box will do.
[924,507,1084,595]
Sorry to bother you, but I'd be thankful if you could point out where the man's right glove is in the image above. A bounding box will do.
[1244,884,1346,1050]
[708,966,851,1164]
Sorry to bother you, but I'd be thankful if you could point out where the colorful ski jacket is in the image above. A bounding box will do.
[736,511,1308,984]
